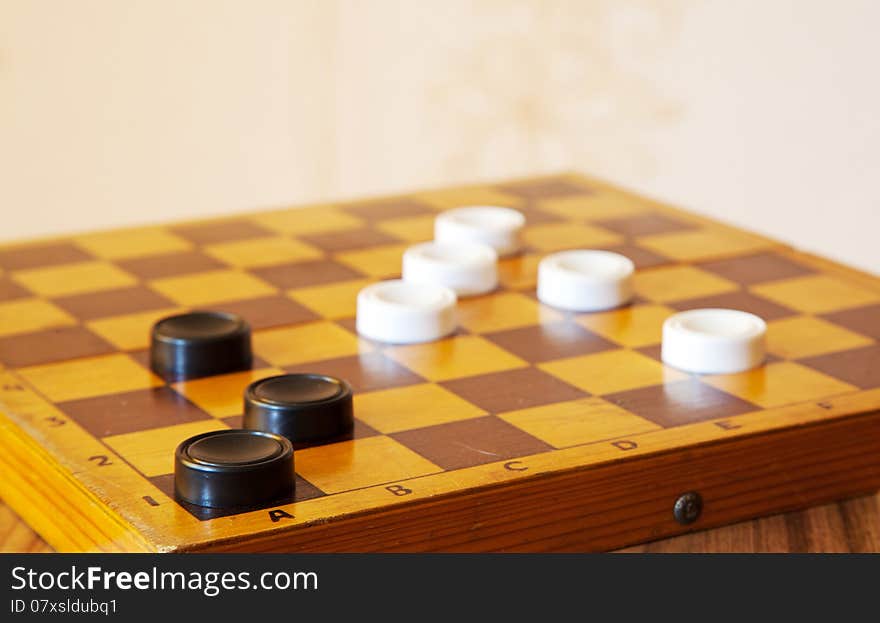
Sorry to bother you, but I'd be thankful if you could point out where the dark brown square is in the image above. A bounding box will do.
[391,416,552,471]
[497,177,593,200]
[299,228,401,253]
[0,277,29,301]
[221,414,244,428]
[441,367,586,413]
[800,343,880,389]
[117,251,225,279]
[485,322,616,363]
[699,252,815,285]
[343,197,436,221]
[603,379,756,428]
[149,473,323,521]
[127,348,152,371]
[215,296,319,330]
[0,326,116,367]
[515,206,564,225]
[0,243,93,271]
[53,286,176,321]
[171,220,274,245]
[334,317,358,335]
[292,475,326,502]
[598,244,673,270]
[60,387,212,437]
[635,344,663,362]
[671,290,796,321]
[595,213,698,237]
[284,352,424,393]
[252,260,364,290]
[821,304,880,340]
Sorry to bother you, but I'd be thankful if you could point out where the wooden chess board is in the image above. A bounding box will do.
[1,173,878,552]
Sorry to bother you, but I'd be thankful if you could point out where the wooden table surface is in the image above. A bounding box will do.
[2,493,878,553]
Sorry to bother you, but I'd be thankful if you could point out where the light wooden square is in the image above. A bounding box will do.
[172,367,285,418]
[19,353,163,402]
[149,269,276,306]
[497,254,542,290]
[703,361,857,408]
[633,265,738,303]
[288,279,373,319]
[498,397,660,448]
[354,383,485,434]
[458,292,562,334]
[103,420,229,477]
[522,222,623,251]
[295,435,441,494]
[766,316,874,359]
[538,192,652,221]
[539,349,686,395]
[203,236,322,268]
[88,307,184,350]
[751,275,880,314]
[335,244,410,278]
[0,298,75,338]
[12,261,137,298]
[637,228,774,262]
[376,215,435,242]
[74,228,192,260]
[576,303,675,347]
[253,206,364,235]
[386,335,527,381]
[253,321,368,366]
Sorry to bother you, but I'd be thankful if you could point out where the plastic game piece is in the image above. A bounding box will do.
[662,308,767,375]
[356,279,457,344]
[174,429,294,508]
[402,240,498,297]
[537,250,635,312]
[434,206,526,257]
[243,373,354,444]
[150,311,252,381]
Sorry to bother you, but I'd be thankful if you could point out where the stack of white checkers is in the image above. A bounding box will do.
[355,205,768,375]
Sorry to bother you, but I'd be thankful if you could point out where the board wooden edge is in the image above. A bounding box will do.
[192,407,880,552]
[4,399,879,553]
[0,415,155,552]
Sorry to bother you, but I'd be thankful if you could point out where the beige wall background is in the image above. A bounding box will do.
[1,0,878,273]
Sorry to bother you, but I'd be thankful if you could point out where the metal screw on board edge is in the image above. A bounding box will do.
[673,492,703,525]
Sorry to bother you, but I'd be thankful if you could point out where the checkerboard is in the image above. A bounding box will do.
[1,173,879,552]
